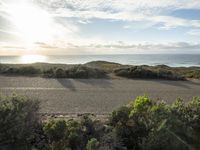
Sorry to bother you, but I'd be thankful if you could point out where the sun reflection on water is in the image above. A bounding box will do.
[20,55,47,64]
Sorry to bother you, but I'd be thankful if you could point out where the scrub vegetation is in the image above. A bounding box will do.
[0,61,200,80]
[0,94,200,150]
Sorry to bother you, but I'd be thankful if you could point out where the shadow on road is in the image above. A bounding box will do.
[56,79,76,91]
[153,79,200,89]
[76,79,113,88]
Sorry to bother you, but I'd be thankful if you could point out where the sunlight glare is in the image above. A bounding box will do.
[20,55,47,64]
[8,2,52,43]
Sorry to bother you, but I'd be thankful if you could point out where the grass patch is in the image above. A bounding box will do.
[185,70,200,79]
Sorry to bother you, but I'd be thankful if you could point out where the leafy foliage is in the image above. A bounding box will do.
[1,94,200,150]
[1,62,200,79]
[114,66,185,80]
[1,66,41,76]
[186,70,200,79]
[110,96,200,150]
[0,94,40,150]
[43,65,107,78]
[86,138,100,150]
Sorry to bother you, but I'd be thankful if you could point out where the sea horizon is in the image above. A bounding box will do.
[0,54,200,67]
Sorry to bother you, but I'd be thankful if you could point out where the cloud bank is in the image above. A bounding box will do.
[0,0,200,55]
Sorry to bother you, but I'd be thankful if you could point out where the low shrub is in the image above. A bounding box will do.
[66,65,106,78]
[2,66,41,76]
[86,138,100,150]
[0,94,40,150]
[43,68,55,78]
[1,94,200,150]
[43,120,68,150]
[55,68,66,78]
[110,96,200,150]
[114,66,184,80]
[186,70,200,79]
[43,65,107,79]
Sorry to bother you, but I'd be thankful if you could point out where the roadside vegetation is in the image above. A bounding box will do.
[0,94,200,150]
[0,64,106,79]
[0,61,200,80]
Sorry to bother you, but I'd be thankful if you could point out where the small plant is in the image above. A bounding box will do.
[55,68,66,78]
[86,138,100,150]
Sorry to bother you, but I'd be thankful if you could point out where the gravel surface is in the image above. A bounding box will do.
[0,76,200,114]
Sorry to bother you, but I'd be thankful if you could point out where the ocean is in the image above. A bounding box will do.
[0,54,200,67]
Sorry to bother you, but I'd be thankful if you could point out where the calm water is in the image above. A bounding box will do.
[0,54,200,67]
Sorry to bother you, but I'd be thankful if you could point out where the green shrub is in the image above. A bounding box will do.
[86,138,100,150]
[66,65,106,78]
[110,96,200,150]
[110,106,131,125]
[1,94,200,150]
[19,66,41,75]
[55,68,66,78]
[43,120,68,150]
[0,94,40,149]
[186,70,200,79]
[114,66,184,80]
[3,67,19,74]
[42,65,106,79]
[43,68,55,78]
[43,117,99,150]
[2,66,41,76]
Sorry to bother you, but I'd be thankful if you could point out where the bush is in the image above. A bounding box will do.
[66,65,106,79]
[0,94,40,149]
[43,120,68,150]
[42,65,107,79]
[2,66,41,76]
[114,66,156,78]
[18,66,41,75]
[55,68,66,78]
[110,96,200,150]
[43,115,103,150]
[43,68,55,78]
[186,70,200,79]
[114,66,184,80]
[1,94,200,150]
[110,106,131,125]
[86,138,100,150]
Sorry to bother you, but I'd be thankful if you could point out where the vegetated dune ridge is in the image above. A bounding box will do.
[0,61,200,79]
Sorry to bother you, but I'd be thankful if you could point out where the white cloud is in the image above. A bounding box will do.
[36,0,200,30]
[188,29,200,36]
[1,0,200,55]
[1,40,200,55]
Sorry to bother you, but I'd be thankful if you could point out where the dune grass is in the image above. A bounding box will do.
[0,61,200,80]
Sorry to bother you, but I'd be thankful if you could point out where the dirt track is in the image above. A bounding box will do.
[0,76,200,115]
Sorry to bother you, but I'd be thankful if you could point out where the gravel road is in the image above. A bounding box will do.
[0,76,200,114]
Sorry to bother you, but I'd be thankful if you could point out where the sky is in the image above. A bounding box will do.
[0,0,200,55]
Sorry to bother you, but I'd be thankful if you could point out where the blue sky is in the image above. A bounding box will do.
[0,0,200,55]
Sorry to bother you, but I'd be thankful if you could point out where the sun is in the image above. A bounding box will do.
[20,55,47,64]
[7,2,52,43]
